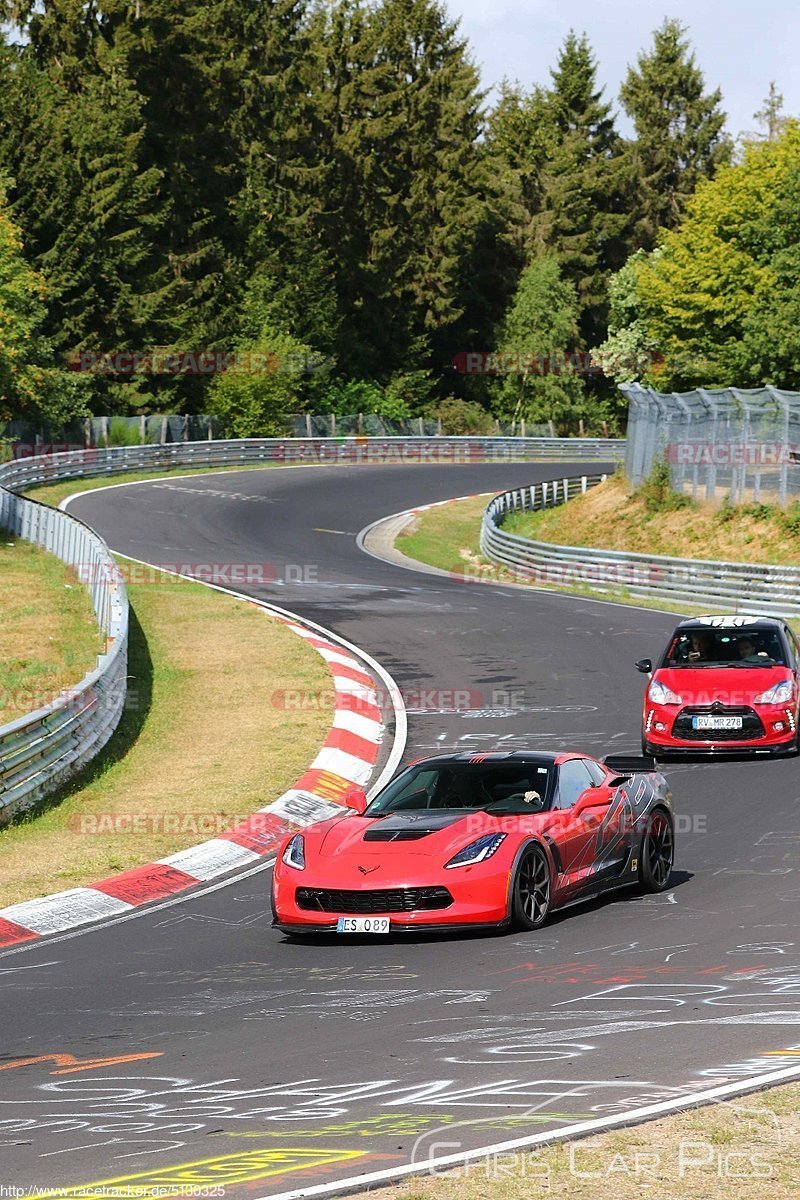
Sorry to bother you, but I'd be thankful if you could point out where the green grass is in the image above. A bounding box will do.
[503,473,800,566]
[0,536,104,723]
[395,495,709,618]
[348,1083,800,1200]
[0,563,331,906]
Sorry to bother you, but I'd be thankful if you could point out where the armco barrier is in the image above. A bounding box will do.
[0,434,624,491]
[480,474,800,616]
[0,490,127,824]
[0,435,621,822]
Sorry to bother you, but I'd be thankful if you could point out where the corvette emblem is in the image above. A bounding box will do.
[357,864,379,875]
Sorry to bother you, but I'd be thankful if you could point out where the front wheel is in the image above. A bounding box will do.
[638,808,674,892]
[510,844,551,930]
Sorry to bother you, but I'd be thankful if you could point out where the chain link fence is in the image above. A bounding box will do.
[622,384,800,506]
[2,413,554,451]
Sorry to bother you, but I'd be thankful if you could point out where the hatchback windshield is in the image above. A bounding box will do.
[663,624,787,668]
[365,761,555,816]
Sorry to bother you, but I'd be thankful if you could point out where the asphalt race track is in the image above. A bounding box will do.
[2,461,799,1197]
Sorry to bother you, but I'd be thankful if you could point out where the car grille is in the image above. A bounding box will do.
[295,886,453,913]
[672,706,765,742]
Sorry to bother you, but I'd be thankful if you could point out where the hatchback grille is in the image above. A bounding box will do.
[672,706,765,742]
[295,886,453,913]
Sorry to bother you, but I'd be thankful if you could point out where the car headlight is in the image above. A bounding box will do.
[445,833,506,868]
[648,679,683,705]
[281,834,305,870]
[754,680,794,705]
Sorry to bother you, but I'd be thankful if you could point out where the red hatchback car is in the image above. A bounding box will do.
[639,616,800,756]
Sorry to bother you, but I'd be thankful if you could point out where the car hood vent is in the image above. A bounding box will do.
[363,828,431,842]
[362,811,467,842]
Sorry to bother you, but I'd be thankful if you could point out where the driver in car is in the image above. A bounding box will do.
[737,635,768,662]
[687,630,714,661]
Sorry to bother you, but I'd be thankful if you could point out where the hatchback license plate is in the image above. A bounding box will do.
[693,715,743,730]
[336,917,390,933]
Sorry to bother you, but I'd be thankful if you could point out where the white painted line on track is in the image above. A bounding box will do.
[0,487,408,957]
[356,501,685,618]
[0,855,277,958]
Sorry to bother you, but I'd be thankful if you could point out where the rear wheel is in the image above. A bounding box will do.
[638,808,674,892]
[510,844,551,930]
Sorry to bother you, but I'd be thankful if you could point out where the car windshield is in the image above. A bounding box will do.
[364,761,556,816]
[663,624,787,668]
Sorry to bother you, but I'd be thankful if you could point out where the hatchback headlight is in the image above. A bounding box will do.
[648,679,683,705]
[754,680,794,705]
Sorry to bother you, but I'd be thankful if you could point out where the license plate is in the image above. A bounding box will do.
[336,917,390,933]
[693,715,743,730]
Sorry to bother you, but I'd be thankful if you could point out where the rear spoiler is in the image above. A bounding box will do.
[602,754,657,777]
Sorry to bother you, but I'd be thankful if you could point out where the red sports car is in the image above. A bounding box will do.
[639,615,800,756]
[271,751,674,935]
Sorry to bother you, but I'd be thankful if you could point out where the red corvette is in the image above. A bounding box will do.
[639,615,800,757]
[271,751,674,935]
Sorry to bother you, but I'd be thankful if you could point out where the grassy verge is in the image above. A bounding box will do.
[0,536,104,722]
[395,496,707,618]
[353,1082,799,1200]
[398,496,491,574]
[503,473,800,565]
[0,566,330,907]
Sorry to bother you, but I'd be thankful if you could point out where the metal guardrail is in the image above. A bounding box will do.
[0,435,621,823]
[0,435,624,492]
[480,474,800,616]
[0,490,128,824]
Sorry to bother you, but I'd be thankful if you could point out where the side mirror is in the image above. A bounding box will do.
[635,658,652,674]
[342,786,368,814]
[573,788,613,818]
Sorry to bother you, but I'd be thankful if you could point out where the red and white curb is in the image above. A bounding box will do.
[0,583,405,949]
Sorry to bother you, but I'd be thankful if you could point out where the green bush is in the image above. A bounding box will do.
[206,324,317,437]
[716,495,736,523]
[716,497,777,525]
[431,397,495,435]
[778,500,800,537]
[108,417,144,446]
[323,380,410,419]
[742,502,775,522]
[637,457,691,513]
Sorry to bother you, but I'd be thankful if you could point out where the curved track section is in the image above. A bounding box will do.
[2,462,799,1198]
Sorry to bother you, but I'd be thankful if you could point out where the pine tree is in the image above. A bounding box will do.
[620,18,731,249]
[484,81,556,256]
[753,82,788,142]
[0,16,167,411]
[315,0,494,396]
[530,32,631,347]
